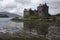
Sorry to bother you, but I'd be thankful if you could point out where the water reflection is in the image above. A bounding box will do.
[0,18,24,34]
[46,25,60,40]
[24,20,50,37]
[24,20,60,40]
[0,18,60,40]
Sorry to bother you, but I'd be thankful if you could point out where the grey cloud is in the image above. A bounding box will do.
[47,1,60,9]
[46,1,60,14]
[5,4,17,9]
[0,0,3,1]
[15,0,31,5]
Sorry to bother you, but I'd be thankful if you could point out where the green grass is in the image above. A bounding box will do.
[11,17,23,22]
[11,16,56,22]
[25,15,51,19]
[25,15,39,19]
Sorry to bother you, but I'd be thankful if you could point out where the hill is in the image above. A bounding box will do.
[0,12,22,17]
[0,14,9,17]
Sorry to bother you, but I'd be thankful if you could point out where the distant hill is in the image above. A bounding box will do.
[0,12,22,17]
[55,14,60,16]
[0,14,9,17]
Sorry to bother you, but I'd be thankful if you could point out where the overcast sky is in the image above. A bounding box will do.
[0,0,60,16]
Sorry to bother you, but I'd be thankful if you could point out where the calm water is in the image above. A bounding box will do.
[0,18,24,37]
[0,18,60,40]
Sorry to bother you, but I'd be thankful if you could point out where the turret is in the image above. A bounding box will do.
[24,8,29,16]
[37,3,49,16]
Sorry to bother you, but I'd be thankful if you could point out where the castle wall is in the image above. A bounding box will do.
[24,9,29,16]
[24,3,49,17]
[37,3,49,16]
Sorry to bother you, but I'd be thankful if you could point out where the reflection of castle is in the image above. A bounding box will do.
[24,3,50,16]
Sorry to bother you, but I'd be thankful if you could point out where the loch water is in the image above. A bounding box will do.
[0,18,60,40]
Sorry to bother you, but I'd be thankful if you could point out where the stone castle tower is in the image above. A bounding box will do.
[24,3,50,17]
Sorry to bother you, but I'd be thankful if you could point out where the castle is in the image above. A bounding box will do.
[24,3,50,17]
